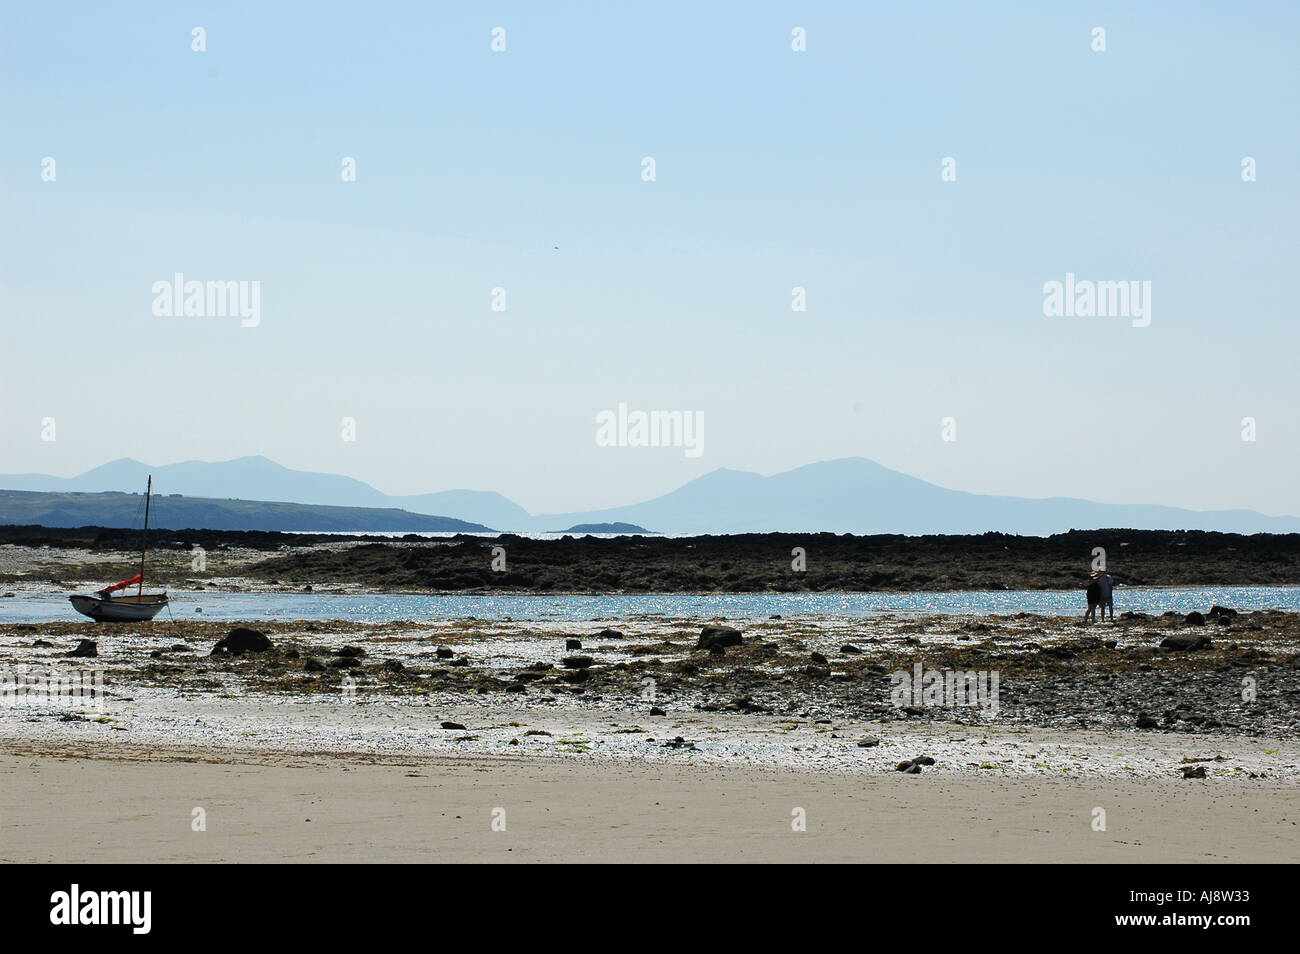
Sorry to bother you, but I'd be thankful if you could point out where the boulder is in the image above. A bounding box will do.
[1207,605,1238,619]
[565,638,582,650]
[1161,633,1211,651]
[696,625,743,651]
[1184,611,1206,626]
[896,756,934,773]
[211,627,271,656]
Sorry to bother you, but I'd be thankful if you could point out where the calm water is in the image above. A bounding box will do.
[3,586,1299,624]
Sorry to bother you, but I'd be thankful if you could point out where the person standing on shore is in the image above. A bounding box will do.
[1085,571,1102,622]
[1097,570,1115,620]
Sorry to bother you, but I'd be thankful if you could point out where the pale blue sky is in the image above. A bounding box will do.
[3,2,1298,515]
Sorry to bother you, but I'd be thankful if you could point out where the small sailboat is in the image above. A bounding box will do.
[70,475,170,623]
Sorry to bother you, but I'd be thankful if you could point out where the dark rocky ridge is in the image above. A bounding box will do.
[241,530,1300,592]
[5,526,1300,592]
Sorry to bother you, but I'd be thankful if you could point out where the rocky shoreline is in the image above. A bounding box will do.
[4,607,1298,779]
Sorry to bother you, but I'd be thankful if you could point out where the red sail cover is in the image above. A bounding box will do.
[98,574,143,595]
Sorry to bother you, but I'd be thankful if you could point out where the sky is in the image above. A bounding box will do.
[2,2,1298,516]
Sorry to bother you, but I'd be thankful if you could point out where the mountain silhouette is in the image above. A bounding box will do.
[3,456,1297,535]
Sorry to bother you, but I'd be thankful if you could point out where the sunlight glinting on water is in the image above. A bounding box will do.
[4,586,1299,624]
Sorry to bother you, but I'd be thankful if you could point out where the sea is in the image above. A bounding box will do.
[3,586,1299,625]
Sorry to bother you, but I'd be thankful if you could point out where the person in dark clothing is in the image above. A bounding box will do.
[1085,572,1102,622]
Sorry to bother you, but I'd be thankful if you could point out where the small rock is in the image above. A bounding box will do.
[1136,714,1159,729]
[1180,765,1207,779]
[33,639,55,648]
[857,736,881,748]
[1161,633,1211,651]
[696,625,743,651]
[562,655,595,669]
[841,644,862,654]
[304,658,326,672]
[649,706,666,716]
[441,721,467,730]
[565,638,582,650]
[435,647,454,659]
[1183,611,1206,626]
[596,628,624,640]
[68,639,98,658]
[211,627,271,656]
[810,651,828,665]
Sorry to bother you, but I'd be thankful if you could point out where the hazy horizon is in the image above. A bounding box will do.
[4,2,1298,516]
[7,453,1300,529]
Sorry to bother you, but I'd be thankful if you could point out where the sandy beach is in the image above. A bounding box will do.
[4,740,1297,863]
[3,598,1298,862]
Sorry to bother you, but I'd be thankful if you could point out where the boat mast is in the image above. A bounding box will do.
[138,475,152,597]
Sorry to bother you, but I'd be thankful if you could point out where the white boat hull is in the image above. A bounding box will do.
[70,593,169,622]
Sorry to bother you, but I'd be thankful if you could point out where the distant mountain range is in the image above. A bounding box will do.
[2,455,1298,535]
[0,489,490,534]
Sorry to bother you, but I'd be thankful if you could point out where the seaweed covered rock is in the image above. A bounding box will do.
[211,627,271,656]
[697,625,743,651]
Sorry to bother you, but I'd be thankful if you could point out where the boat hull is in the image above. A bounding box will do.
[69,594,169,622]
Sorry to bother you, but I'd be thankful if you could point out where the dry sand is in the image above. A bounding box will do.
[2,741,1296,863]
